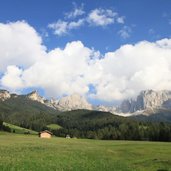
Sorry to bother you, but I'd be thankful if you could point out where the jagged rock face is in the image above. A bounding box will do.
[27,91,45,104]
[120,100,132,113]
[95,105,116,113]
[96,105,110,112]
[2,88,171,115]
[119,90,171,113]
[0,90,11,101]
[57,93,92,111]
[26,91,92,111]
[44,99,59,109]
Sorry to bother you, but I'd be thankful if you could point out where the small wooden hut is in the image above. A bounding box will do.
[39,130,52,138]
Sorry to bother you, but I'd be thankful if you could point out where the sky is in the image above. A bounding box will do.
[0,0,171,105]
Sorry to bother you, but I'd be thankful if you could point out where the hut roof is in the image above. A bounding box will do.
[39,130,53,135]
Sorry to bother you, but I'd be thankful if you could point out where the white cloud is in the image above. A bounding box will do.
[48,20,68,36]
[68,19,85,29]
[117,16,125,24]
[0,21,46,71]
[49,8,124,36]
[20,41,95,97]
[1,65,24,91]
[87,8,116,26]
[118,26,132,39]
[91,39,171,101]
[48,19,84,36]
[65,3,85,19]
[2,21,171,103]
[87,8,124,26]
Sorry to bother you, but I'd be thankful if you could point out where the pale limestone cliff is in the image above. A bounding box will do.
[56,93,92,111]
[118,90,171,113]
[0,90,11,101]
[27,91,45,104]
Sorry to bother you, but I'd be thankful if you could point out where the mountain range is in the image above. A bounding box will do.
[0,89,171,141]
[1,89,171,120]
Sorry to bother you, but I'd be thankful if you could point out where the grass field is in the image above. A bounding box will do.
[0,132,171,171]
[46,123,62,130]
[3,122,38,134]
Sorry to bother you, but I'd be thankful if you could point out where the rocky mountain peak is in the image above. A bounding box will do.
[95,105,116,113]
[57,93,92,111]
[27,90,45,104]
[118,90,171,113]
[0,90,11,101]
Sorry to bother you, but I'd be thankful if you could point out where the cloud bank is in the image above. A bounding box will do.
[1,21,171,103]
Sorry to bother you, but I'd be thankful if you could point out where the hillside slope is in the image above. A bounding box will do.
[0,95,58,131]
[53,110,171,141]
[131,108,171,123]
[3,122,38,134]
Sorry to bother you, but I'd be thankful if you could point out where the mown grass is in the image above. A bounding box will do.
[0,133,171,171]
[46,123,62,130]
[3,122,38,134]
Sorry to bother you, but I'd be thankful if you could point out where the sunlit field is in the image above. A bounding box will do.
[0,132,170,171]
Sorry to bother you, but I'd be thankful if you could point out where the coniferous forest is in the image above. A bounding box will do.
[1,98,171,142]
[52,110,171,142]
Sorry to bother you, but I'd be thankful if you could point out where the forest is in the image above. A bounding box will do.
[0,96,171,142]
[52,110,171,142]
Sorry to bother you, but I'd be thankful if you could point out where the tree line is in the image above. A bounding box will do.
[51,110,171,142]
[0,119,11,132]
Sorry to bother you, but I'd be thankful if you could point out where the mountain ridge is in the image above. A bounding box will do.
[1,89,171,118]
[118,90,171,114]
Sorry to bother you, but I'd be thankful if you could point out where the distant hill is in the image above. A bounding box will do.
[53,110,171,141]
[0,95,58,131]
[131,108,171,123]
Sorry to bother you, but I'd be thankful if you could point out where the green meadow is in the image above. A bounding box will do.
[3,122,38,135]
[0,132,171,171]
[46,123,62,130]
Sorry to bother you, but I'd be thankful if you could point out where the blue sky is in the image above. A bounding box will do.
[0,0,171,105]
[1,0,171,52]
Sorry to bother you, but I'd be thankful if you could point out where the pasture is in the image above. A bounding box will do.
[0,132,171,171]
[3,122,38,134]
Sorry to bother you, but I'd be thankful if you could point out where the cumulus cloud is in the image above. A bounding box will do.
[91,39,171,101]
[65,3,85,19]
[87,8,124,26]
[1,65,24,90]
[48,19,84,36]
[1,21,171,103]
[49,7,124,36]
[0,21,46,71]
[20,41,96,97]
[87,8,116,26]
